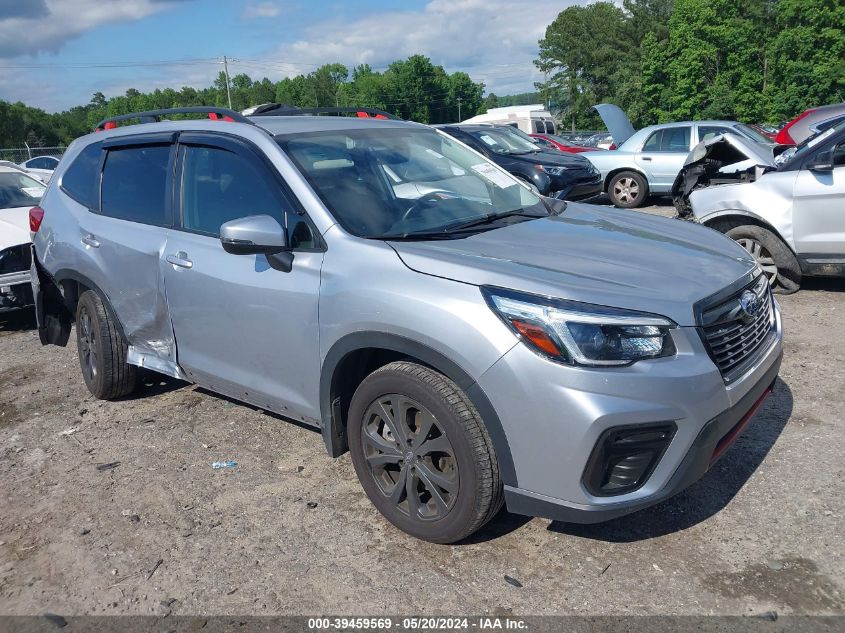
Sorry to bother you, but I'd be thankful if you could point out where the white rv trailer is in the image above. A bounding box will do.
[462,104,556,134]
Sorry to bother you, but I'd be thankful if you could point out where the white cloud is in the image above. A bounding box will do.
[0,0,183,58]
[259,0,578,94]
[242,2,282,19]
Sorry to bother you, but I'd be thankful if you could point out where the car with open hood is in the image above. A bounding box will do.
[674,121,845,293]
[582,104,776,208]
[0,166,45,311]
[31,105,781,543]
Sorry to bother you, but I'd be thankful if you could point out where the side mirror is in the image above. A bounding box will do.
[808,148,834,173]
[220,214,294,272]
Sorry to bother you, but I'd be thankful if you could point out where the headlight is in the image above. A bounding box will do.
[537,165,569,176]
[483,287,677,367]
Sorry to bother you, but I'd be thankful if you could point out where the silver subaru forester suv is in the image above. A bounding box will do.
[30,106,783,543]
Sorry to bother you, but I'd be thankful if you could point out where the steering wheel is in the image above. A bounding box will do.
[400,191,458,224]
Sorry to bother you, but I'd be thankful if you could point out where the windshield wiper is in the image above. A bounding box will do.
[438,209,545,232]
[371,210,544,241]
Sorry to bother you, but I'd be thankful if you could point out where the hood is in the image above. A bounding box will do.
[507,149,592,168]
[390,204,757,326]
[0,207,31,250]
[672,133,776,217]
[683,133,776,171]
[592,104,636,146]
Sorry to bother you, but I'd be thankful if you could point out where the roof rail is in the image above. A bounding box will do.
[247,104,400,120]
[94,107,254,132]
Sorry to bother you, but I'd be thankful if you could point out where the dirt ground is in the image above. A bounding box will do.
[0,205,843,617]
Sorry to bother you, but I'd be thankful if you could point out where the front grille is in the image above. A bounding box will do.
[0,244,32,275]
[700,275,775,380]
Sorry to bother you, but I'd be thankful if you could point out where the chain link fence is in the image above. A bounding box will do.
[0,146,66,164]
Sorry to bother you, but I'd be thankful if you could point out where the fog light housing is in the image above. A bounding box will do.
[583,423,676,497]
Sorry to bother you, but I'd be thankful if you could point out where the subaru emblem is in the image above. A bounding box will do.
[739,290,760,319]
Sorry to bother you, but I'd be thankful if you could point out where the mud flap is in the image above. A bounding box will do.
[31,248,72,347]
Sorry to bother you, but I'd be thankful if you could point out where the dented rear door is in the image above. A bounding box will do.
[77,134,177,365]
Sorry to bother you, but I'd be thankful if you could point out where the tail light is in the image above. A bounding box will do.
[608,143,617,150]
[29,206,44,233]
[775,109,815,145]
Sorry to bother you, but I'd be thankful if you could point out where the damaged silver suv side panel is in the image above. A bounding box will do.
[674,126,845,292]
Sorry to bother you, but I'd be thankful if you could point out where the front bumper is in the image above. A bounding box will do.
[553,174,603,201]
[0,271,33,311]
[478,303,783,523]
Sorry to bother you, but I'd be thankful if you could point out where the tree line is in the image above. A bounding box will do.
[537,0,845,130]
[4,0,843,148]
[0,55,485,148]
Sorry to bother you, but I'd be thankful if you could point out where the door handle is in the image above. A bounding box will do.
[641,156,652,161]
[166,252,193,269]
[81,234,100,248]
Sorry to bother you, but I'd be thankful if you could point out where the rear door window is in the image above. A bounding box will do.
[61,142,102,209]
[643,127,691,152]
[101,145,171,225]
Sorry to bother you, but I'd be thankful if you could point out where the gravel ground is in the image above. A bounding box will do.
[0,204,843,617]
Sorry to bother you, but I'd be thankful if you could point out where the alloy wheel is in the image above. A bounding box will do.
[613,177,639,203]
[737,237,779,287]
[360,394,458,521]
[78,306,98,381]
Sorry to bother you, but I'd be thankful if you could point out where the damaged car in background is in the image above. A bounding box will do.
[673,120,845,293]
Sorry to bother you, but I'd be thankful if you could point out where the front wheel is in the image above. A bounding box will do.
[725,225,802,294]
[608,171,648,208]
[348,361,503,543]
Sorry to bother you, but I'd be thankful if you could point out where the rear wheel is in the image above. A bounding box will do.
[725,225,801,294]
[608,171,648,208]
[348,361,503,543]
[76,290,138,399]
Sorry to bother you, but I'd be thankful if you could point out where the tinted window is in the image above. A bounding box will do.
[101,145,170,225]
[62,143,102,209]
[546,121,556,134]
[834,142,845,167]
[180,145,289,237]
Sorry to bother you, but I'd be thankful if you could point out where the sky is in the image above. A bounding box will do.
[0,0,582,113]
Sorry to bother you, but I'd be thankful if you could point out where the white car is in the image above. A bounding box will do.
[18,155,60,182]
[673,122,845,293]
[0,166,45,311]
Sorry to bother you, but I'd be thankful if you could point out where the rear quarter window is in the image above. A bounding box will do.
[61,142,103,209]
[101,145,170,226]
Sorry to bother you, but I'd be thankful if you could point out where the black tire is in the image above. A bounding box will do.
[725,225,802,294]
[608,171,648,208]
[348,361,503,543]
[75,290,138,399]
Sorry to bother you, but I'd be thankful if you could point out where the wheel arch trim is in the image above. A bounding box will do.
[699,211,797,255]
[320,331,517,487]
[51,268,129,341]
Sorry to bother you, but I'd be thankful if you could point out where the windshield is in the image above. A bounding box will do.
[0,172,45,210]
[466,127,540,155]
[278,127,544,239]
[735,124,773,145]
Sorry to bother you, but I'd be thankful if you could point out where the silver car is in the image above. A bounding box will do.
[676,121,845,293]
[583,104,775,208]
[31,106,783,543]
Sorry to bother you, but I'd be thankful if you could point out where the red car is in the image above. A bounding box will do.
[529,133,600,154]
